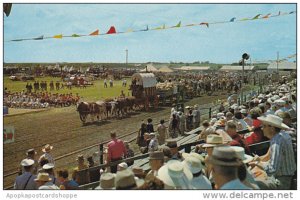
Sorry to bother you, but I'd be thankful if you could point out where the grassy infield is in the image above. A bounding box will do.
[4,76,132,101]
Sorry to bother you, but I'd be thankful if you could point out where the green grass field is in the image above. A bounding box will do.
[4,76,132,101]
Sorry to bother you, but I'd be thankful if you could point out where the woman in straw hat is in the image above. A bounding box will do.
[38,144,54,165]
[249,114,296,190]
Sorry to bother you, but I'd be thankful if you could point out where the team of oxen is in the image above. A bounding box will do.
[76,97,144,124]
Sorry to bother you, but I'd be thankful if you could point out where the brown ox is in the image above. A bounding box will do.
[77,101,106,124]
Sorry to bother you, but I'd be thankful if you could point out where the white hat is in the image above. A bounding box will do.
[240,109,248,114]
[206,146,243,167]
[274,99,285,106]
[210,118,218,124]
[182,152,205,164]
[182,156,204,174]
[149,132,156,137]
[157,160,192,189]
[115,169,144,189]
[34,172,52,182]
[20,158,34,167]
[118,162,128,170]
[99,172,115,189]
[258,114,290,130]
[231,146,253,163]
[42,163,55,170]
[42,144,53,153]
[202,135,224,148]
[216,112,225,119]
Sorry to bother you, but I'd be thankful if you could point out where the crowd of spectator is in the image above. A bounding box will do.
[4,90,80,109]
[14,77,297,190]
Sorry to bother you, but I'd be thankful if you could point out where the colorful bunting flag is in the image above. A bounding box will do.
[200,22,209,28]
[141,25,149,31]
[240,18,250,21]
[89,29,99,36]
[53,34,63,39]
[5,10,296,43]
[230,17,236,22]
[186,23,196,26]
[126,29,134,32]
[262,13,271,18]
[172,21,181,28]
[106,26,116,34]
[252,14,261,20]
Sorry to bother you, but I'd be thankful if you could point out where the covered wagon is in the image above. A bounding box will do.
[130,73,158,110]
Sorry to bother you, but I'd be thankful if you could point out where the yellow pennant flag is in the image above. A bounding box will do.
[126,28,133,32]
[53,34,63,39]
[240,18,250,21]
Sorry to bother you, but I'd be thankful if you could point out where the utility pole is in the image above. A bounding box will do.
[277,51,279,82]
[125,49,128,69]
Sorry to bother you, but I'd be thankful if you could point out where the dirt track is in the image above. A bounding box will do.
[4,94,228,188]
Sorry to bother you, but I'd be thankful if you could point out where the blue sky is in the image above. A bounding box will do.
[3,3,296,63]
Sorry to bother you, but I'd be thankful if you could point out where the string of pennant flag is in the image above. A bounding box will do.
[6,10,296,42]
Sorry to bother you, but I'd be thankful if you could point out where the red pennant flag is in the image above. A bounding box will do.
[200,22,209,28]
[106,26,116,34]
[89,29,99,36]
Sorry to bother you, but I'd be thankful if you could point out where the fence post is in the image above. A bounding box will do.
[209,107,212,119]
[99,143,103,164]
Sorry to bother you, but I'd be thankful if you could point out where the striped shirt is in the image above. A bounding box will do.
[264,130,296,177]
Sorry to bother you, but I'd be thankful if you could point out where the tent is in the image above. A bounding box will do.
[267,61,296,71]
[140,64,159,72]
[159,66,174,73]
[175,66,210,71]
[219,65,255,71]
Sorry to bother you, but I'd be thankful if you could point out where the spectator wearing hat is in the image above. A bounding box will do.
[197,120,215,141]
[42,163,60,187]
[178,111,186,136]
[14,159,38,190]
[74,155,90,185]
[169,114,180,138]
[124,141,135,167]
[35,172,59,190]
[107,131,127,173]
[38,144,54,165]
[148,133,159,152]
[115,169,145,190]
[37,157,49,173]
[249,114,296,189]
[157,160,193,189]
[225,121,250,154]
[19,149,38,175]
[57,169,79,190]
[200,135,226,181]
[166,139,182,160]
[192,104,201,129]
[117,162,128,171]
[95,172,115,190]
[241,109,253,127]
[274,99,287,115]
[157,119,168,145]
[182,155,212,189]
[225,111,233,122]
[231,146,259,189]
[147,151,165,177]
[206,146,251,190]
